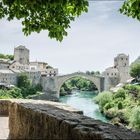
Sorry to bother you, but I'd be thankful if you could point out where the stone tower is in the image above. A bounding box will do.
[114,54,130,83]
[14,45,29,65]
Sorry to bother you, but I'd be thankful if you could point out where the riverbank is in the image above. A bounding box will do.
[95,84,140,131]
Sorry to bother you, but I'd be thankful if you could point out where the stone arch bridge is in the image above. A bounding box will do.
[41,72,105,98]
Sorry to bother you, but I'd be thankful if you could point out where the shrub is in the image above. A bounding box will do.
[129,106,140,130]
[104,108,118,118]
[123,108,132,124]
[104,102,114,111]
[130,62,140,82]
[124,84,140,97]
[114,89,127,99]
[8,87,22,98]
[118,102,123,110]
[0,89,13,99]
[95,91,113,111]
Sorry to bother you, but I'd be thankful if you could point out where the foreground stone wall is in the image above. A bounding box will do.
[0,99,140,140]
[0,100,10,116]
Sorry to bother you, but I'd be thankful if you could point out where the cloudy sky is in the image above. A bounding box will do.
[0,1,140,74]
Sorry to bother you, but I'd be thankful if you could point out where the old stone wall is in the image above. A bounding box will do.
[0,100,10,116]
[0,99,140,140]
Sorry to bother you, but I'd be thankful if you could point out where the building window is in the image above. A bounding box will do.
[107,73,109,76]
[121,58,123,60]
[112,73,113,76]
[126,58,128,60]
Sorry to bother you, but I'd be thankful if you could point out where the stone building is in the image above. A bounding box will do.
[29,61,58,76]
[0,69,17,85]
[9,61,29,70]
[0,45,58,87]
[114,54,130,83]
[103,53,130,90]
[0,59,10,70]
[30,61,48,71]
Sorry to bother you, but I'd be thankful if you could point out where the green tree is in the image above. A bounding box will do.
[91,71,95,75]
[95,71,100,75]
[130,62,140,82]
[0,0,88,41]
[17,73,31,89]
[6,54,14,60]
[120,0,140,21]
[86,71,91,75]
[0,53,14,60]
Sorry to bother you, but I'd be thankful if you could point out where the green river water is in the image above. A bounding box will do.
[59,90,109,123]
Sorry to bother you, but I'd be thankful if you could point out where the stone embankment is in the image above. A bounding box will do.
[0,99,140,140]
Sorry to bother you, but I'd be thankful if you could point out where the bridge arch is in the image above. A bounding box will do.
[56,72,105,97]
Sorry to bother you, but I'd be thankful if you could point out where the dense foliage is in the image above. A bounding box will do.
[130,62,140,82]
[0,73,43,99]
[60,77,97,96]
[0,0,140,41]
[0,53,14,60]
[129,106,140,130]
[17,73,43,98]
[0,0,139,41]
[0,87,22,99]
[120,0,140,21]
[0,0,88,41]
[95,84,140,130]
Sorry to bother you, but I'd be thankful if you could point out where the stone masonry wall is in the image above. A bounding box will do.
[0,100,10,116]
[0,99,140,140]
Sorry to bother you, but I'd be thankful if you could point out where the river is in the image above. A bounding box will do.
[59,90,109,123]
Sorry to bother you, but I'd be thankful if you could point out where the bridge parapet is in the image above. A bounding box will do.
[58,72,103,78]
[0,99,140,140]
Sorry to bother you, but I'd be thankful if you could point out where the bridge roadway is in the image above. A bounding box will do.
[0,116,9,139]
